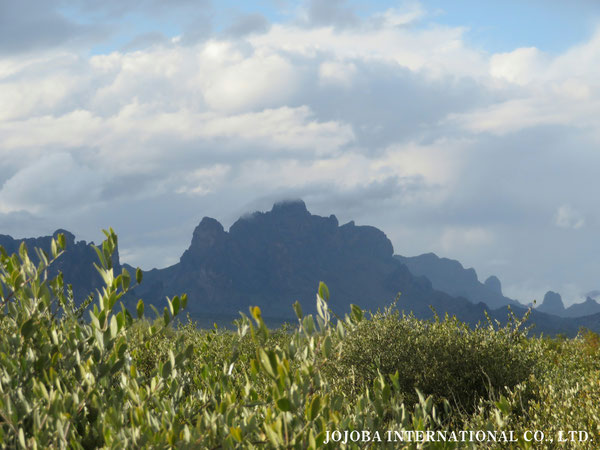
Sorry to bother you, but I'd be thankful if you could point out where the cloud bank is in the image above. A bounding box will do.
[1,0,599,305]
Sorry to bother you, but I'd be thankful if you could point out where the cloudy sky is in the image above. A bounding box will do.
[1,0,599,306]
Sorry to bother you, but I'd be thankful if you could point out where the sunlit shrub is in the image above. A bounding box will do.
[0,231,598,448]
[326,306,537,413]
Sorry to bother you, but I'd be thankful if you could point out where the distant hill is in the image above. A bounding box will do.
[0,229,121,301]
[395,253,520,310]
[537,291,600,318]
[537,291,565,316]
[1,200,599,336]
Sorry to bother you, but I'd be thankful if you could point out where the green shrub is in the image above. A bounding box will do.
[0,230,193,448]
[326,306,537,414]
[464,333,600,449]
[0,230,598,448]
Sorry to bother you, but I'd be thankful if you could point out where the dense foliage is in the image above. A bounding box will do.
[0,231,598,448]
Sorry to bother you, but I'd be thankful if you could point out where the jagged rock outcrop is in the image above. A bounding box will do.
[124,200,599,336]
[131,200,448,318]
[537,291,565,316]
[484,276,502,296]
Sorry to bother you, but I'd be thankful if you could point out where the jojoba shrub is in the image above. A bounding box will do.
[326,306,538,413]
[126,314,293,401]
[1,229,599,449]
[463,331,600,450]
[0,230,194,448]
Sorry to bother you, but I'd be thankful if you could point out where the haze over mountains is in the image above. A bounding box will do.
[396,253,600,319]
[536,291,600,318]
[395,253,520,310]
[2,200,599,336]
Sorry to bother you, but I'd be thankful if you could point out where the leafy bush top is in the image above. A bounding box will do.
[0,230,598,449]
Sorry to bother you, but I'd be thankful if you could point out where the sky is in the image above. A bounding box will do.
[1,0,600,306]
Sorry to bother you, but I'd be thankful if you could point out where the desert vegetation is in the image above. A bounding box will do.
[0,231,598,448]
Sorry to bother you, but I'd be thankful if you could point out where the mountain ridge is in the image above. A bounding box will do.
[394,253,521,310]
[1,200,598,336]
[537,291,600,318]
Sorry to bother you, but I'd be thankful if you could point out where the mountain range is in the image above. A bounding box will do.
[396,253,600,318]
[395,253,519,310]
[2,200,599,336]
[536,291,600,318]
[0,229,121,302]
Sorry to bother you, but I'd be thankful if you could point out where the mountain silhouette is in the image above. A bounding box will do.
[537,291,565,316]
[1,200,598,336]
[537,291,600,318]
[395,253,520,310]
[0,229,121,301]
[128,200,455,319]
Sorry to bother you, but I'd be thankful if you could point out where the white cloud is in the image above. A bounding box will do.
[249,22,487,78]
[490,47,549,86]
[1,2,600,306]
[201,46,300,112]
[376,4,426,28]
[174,164,230,196]
[318,60,356,87]
[555,205,585,229]
[450,28,600,136]
[0,152,104,214]
[195,107,354,155]
[440,226,495,253]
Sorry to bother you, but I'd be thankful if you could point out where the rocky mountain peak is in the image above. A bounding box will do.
[484,275,502,295]
[394,253,517,310]
[537,291,565,315]
[180,217,228,266]
[270,199,309,216]
[192,217,226,245]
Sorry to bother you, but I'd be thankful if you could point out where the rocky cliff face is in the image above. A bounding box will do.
[484,276,502,296]
[123,200,600,336]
